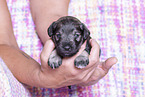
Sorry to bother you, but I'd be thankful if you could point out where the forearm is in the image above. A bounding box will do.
[0,44,41,87]
[0,0,18,48]
[30,0,70,44]
[0,1,41,87]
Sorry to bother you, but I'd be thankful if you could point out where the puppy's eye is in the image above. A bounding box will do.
[74,33,80,38]
[55,33,61,41]
[56,33,61,38]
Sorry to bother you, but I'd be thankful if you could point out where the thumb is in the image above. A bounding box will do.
[40,39,55,69]
[102,57,118,72]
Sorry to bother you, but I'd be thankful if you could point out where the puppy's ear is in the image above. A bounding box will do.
[47,22,57,37]
[80,23,90,40]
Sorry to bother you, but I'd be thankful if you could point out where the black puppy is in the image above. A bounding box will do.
[47,16,91,69]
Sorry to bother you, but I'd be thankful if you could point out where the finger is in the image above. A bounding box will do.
[40,39,55,68]
[79,57,118,86]
[80,80,99,86]
[80,40,87,50]
[101,57,118,72]
[89,39,100,60]
[84,39,100,69]
[79,65,105,86]
[84,57,118,86]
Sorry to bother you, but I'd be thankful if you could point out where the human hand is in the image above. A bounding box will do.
[38,39,117,88]
[78,39,118,86]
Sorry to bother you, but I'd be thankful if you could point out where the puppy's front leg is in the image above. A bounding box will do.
[74,50,89,69]
[48,49,62,69]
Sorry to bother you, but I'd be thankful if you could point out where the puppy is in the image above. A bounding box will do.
[47,16,92,69]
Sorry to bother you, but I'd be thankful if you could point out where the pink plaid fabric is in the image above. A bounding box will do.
[0,0,145,96]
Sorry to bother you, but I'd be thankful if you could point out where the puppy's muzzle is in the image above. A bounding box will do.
[63,44,72,51]
[56,41,78,57]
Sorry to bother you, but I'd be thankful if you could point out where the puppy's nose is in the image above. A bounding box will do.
[64,45,71,51]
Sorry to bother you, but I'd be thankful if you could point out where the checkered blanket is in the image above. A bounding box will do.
[0,0,145,96]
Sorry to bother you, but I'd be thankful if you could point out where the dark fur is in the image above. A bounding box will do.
[47,16,92,69]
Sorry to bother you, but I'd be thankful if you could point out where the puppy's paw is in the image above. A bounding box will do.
[48,55,62,69]
[74,55,89,69]
[48,50,62,69]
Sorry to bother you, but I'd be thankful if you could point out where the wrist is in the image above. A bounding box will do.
[35,70,56,88]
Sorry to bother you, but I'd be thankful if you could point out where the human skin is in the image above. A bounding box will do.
[0,0,117,88]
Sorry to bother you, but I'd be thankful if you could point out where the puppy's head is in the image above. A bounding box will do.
[48,16,90,57]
